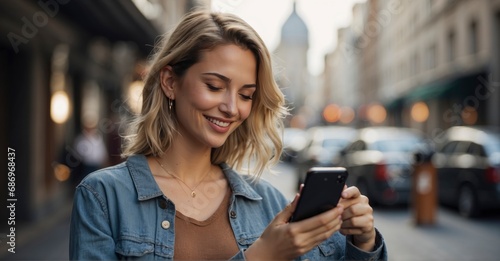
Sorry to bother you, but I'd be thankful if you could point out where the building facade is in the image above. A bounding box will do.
[322,3,366,126]
[323,0,500,133]
[381,0,500,133]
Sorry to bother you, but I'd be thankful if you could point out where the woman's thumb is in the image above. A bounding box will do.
[275,192,300,224]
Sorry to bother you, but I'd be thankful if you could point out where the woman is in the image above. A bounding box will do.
[69,10,387,260]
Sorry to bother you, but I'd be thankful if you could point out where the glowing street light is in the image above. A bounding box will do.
[50,90,71,124]
[367,103,386,124]
[340,106,355,124]
[127,81,144,114]
[410,101,429,123]
[323,104,341,123]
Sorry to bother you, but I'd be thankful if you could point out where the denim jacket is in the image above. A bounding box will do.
[70,155,387,260]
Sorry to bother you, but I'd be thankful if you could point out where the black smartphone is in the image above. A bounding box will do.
[290,167,348,222]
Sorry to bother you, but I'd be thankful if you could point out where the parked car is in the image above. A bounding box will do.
[338,126,427,206]
[281,128,308,163]
[431,126,500,217]
[295,126,357,187]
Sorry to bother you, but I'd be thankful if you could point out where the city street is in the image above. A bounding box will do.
[1,162,499,260]
[3,0,500,260]
[269,162,500,261]
[374,205,500,261]
[0,201,72,260]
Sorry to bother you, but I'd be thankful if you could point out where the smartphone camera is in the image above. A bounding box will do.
[337,174,346,183]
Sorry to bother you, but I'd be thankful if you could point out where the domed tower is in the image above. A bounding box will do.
[275,1,309,116]
[281,1,309,47]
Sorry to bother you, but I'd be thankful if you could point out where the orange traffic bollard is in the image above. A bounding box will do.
[412,151,438,225]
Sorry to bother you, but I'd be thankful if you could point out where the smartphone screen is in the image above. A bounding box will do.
[290,167,348,222]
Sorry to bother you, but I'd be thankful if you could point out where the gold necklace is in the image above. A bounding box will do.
[154,158,212,198]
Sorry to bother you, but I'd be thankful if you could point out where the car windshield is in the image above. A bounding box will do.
[372,138,422,152]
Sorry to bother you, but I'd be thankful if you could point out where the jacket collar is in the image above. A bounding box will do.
[127,154,164,201]
[219,163,262,201]
[126,155,262,201]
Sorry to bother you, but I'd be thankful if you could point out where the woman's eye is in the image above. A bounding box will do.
[206,84,221,91]
[240,94,253,101]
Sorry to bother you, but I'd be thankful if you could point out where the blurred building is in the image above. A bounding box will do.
[323,0,500,133]
[1,0,209,226]
[382,0,500,133]
[274,1,310,123]
[358,0,381,125]
[322,3,366,126]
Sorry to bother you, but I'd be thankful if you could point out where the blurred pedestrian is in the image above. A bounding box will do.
[72,114,108,186]
[69,10,387,260]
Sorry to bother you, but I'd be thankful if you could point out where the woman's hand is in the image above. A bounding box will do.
[338,186,376,252]
[244,193,344,261]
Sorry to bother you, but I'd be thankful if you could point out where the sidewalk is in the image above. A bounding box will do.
[373,206,500,261]
[0,200,73,261]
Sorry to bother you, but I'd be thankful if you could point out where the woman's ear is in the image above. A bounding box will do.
[160,66,175,99]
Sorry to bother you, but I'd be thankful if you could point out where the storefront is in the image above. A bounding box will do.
[385,69,492,134]
[1,0,159,224]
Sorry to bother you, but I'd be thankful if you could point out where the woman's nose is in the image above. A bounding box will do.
[219,93,238,117]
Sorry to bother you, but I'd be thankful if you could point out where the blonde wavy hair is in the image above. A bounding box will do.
[122,10,288,178]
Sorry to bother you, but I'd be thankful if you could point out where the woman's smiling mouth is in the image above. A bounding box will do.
[205,116,231,127]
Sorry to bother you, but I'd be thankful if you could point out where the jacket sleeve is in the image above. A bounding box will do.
[345,228,388,261]
[69,184,117,260]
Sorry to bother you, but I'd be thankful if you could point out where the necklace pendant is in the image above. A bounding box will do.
[191,191,196,198]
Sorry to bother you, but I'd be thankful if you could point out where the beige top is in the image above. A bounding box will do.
[174,187,239,260]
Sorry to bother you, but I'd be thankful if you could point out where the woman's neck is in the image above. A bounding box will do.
[157,139,214,182]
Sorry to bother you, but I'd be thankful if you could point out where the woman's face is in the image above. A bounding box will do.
[171,44,257,149]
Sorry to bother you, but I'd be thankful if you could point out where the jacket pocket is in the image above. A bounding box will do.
[115,237,154,258]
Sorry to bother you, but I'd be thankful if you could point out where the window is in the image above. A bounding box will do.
[454,141,470,154]
[469,20,478,54]
[483,134,500,156]
[440,141,459,154]
[372,138,423,152]
[323,139,350,150]
[347,140,366,153]
[401,62,407,80]
[427,44,436,69]
[410,13,417,34]
[411,52,420,75]
[466,142,487,157]
[425,0,434,18]
[447,30,456,61]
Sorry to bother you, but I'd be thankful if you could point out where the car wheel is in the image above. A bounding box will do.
[458,185,479,218]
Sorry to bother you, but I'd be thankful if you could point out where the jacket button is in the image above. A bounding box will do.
[161,220,170,229]
[159,200,167,209]
[230,211,237,219]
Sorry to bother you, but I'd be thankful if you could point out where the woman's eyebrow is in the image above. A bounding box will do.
[202,72,231,83]
[202,72,256,88]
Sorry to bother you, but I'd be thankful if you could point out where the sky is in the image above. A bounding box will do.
[211,0,366,76]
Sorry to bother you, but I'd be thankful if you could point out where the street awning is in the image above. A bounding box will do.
[385,70,488,109]
[405,81,451,103]
[60,1,160,55]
